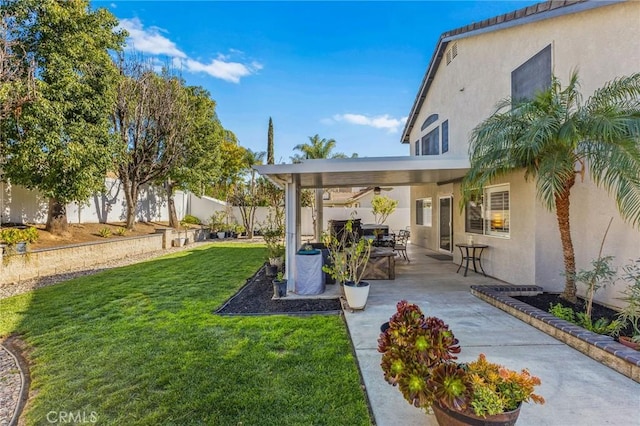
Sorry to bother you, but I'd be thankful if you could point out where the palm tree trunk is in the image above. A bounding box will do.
[556,174,577,303]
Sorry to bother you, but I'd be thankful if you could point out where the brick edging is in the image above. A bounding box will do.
[470,285,640,383]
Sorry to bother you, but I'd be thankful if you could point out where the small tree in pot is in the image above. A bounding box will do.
[323,219,372,310]
[261,209,285,276]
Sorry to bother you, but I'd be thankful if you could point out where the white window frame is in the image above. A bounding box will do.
[416,197,433,227]
[484,184,510,238]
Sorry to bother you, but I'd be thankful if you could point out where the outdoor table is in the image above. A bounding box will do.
[363,248,396,280]
[295,250,325,294]
[455,243,488,277]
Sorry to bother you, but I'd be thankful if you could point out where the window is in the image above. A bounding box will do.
[511,44,552,103]
[441,120,449,154]
[421,127,439,155]
[421,114,439,131]
[414,140,420,156]
[416,197,432,226]
[485,185,510,237]
[465,193,483,234]
[463,185,510,237]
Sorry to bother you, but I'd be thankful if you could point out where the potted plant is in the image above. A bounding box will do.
[272,271,287,298]
[208,211,226,239]
[378,300,544,425]
[0,226,39,257]
[323,219,372,310]
[261,210,285,276]
[616,259,640,350]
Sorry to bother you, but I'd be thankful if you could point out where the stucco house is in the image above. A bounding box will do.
[255,0,639,307]
[402,0,639,306]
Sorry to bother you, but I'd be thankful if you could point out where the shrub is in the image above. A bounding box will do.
[98,227,112,238]
[182,214,201,225]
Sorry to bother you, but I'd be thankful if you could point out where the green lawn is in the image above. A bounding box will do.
[0,243,371,425]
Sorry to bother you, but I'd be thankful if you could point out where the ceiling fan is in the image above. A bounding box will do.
[373,186,393,195]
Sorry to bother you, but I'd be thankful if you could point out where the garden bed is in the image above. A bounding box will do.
[216,266,342,315]
[471,285,640,383]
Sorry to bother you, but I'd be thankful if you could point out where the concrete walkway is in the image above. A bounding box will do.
[343,245,640,426]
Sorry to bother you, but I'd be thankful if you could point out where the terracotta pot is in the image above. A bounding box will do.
[432,402,521,426]
[619,336,640,351]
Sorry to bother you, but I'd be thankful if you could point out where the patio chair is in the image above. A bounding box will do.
[393,229,410,262]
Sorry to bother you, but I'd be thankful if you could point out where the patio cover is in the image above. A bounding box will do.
[254,155,470,287]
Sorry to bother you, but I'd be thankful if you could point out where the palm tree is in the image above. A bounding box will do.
[462,71,640,303]
[293,134,346,240]
[293,134,346,160]
[244,148,266,192]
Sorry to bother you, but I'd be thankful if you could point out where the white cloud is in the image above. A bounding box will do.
[331,113,408,133]
[119,18,186,58]
[185,57,262,84]
[118,18,261,83]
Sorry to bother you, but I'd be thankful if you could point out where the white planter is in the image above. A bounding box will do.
[172,237,186,247]
[269,257,284,269]
[344,281,370,310]
[217,232,226,239]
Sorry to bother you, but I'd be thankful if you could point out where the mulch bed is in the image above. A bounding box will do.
[514,292,633,336]
[215,266,342,315]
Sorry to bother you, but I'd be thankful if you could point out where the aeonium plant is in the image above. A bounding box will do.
[378,301,544,418]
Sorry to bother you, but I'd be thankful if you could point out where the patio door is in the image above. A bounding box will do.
[439,196,453,252]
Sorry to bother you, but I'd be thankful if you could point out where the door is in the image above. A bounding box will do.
[439,196,453,252]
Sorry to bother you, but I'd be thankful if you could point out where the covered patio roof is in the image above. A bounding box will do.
[254,155,470,189]
[253,155,470,288]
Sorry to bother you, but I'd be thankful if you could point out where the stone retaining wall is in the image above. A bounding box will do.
[0,228,208,285]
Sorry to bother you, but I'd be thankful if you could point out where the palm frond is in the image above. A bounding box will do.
[585,137,640,227]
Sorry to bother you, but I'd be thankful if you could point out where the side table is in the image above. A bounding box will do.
[455,243,488,277]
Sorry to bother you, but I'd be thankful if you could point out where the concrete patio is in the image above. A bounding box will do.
[343,244,640,426]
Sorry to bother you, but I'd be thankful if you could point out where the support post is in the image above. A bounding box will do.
[314,188,323,243]
[285,176,301,291]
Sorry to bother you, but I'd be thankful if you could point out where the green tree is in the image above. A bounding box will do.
[231,148,265,238]
[371,194,398,225]
[209,130,247,201]
[293,134,346,160]
[2,0,124,234]
[293,134,347,240]
[462,72,640,303]
[163,85,223,228]
[267,116,274,165]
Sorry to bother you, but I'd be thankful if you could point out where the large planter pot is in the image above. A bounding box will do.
[269,257,284,270]
[343,281,370,310]
[432,402,521,426]
[619,336,640,351]
[272,279,288,298]
[266,264,279,278]
[217,232,226,239]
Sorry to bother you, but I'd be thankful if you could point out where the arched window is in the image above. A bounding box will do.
[420,114,438,131]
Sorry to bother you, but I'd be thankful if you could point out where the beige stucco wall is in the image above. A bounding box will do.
[408,1,640,303]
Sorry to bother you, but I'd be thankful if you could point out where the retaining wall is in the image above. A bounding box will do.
[0,228,207,285]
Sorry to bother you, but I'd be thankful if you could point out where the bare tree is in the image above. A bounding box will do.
[0,9,34,122]
[111,56,189,229]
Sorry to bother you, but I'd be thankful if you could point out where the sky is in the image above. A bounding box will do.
[95,1,539,163]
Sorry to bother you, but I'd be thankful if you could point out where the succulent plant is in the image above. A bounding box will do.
[378,300,544,418]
